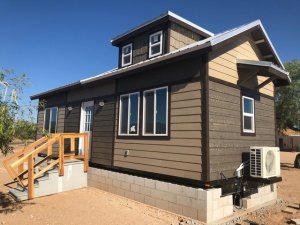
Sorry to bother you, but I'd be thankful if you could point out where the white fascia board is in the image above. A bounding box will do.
[167,11,214,37]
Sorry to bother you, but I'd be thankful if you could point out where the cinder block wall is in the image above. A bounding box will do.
[88,167,233,223]
[242,184,277,209]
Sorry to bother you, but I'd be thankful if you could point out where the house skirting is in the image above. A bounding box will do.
[88,167,233,223]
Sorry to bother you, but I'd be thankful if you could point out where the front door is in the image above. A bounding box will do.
[79,101,94,157]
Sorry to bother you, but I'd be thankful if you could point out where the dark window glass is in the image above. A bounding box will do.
[123,55,131,65]
[44,109,50,132]
[144,91,154,134]
[151,45,160,55]
[244,116,252,130]
[156,88,167,134]
[120,96,129,134]
[123,45,131,54]
[244,98,253,114]
[151,34,161,44]
[50,108,57,133]
[129,94,139,134]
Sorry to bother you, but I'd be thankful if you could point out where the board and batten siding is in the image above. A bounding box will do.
[90,97,115,166]
[208,35,274,97]
[113,80,202,180]
[208,80,275,180]
[169,22,202,52]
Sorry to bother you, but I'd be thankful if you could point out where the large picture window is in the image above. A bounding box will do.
[143,87,168,136]
[119,92,140,135]
[149,31,163,58]
[242,96,255,133]
[121,43,132,67]
[43,107,58,133]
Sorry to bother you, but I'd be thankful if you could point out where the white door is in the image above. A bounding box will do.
[79,101,94,156]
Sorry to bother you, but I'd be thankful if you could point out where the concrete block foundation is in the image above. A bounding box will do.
[242,183,277,209]
[88,167,233,223]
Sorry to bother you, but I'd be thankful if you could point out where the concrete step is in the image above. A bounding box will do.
[9,160,87,201]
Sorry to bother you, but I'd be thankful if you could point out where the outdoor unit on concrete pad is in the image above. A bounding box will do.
[250,147,280,178]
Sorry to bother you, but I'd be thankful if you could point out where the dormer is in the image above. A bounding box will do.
[111,11,213,68]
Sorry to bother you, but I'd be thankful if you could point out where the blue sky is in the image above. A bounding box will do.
[0,0,299,110]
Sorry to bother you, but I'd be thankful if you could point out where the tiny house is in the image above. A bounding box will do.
[31,11,290,223]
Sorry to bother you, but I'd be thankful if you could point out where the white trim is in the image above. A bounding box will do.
[43,107,58,133]
[118,92,140,136]
[121,43,133,67]
[149,31,163,58]
[242,96,255,133]
[142,86,168,136]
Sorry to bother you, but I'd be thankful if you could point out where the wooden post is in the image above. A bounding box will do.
[84,133,89,173]
[47,144,53,164]
[70,137,75,152]
[28,155,34,200]
[59,135,64,176]
[18,151,24,179]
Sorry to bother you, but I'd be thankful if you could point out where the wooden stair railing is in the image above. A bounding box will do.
[2,133,89,200]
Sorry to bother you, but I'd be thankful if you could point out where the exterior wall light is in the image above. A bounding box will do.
[99,100,105,107]
[67,106,73,111]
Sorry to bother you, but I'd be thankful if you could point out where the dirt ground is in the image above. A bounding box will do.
[0,145,299,225]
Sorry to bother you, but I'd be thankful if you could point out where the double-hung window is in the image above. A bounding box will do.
[119,92,140,135]
[242,96,255,133]
[143,87,168,136]
[43,107,58,133]
[149,31,163,58]
[121,43,132,67]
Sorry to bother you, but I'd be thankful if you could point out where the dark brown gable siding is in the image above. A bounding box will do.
[90,97,115,166]
[208,80,275,181]
[64,103,81,133]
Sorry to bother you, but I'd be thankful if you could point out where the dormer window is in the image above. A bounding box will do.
[149,31,163,58]
[122,43,132,67]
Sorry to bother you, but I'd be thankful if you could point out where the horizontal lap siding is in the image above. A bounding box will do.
[91,97,115,166]
[36,109,44,139]
[208,35,274,97]
[208,81,275,180]
[64,104,80,133]
[114,81,202,180]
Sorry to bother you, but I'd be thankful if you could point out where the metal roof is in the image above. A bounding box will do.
[236,59,291,86]
[31,19,289,100]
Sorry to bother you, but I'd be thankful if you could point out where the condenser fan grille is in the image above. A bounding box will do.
[265,150,276,175]
[250,149,262,177]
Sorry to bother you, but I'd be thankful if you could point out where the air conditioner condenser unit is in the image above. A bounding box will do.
[250,146,280,179]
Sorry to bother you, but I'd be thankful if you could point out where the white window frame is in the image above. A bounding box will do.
[121,43,133,67]
[43,107,58,133]
[242,96,255,133]
[149,31,163,58]
[142,86,168,136]
[118,92,140,136]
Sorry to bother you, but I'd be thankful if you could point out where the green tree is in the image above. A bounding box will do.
[0,69,35,155]
[275,59,300,132]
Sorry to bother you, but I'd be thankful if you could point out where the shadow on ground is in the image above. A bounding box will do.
[281,163,294,170]
[0,191,34,214]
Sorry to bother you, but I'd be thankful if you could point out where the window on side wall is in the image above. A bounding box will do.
[242,96,255,134]
[121,43,132,67]
[149,31,163,58]
[143,87,168,136]
[119,92,140,135]
[43,107,58,133]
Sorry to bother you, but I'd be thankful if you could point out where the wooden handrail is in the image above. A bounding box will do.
[2,133,89,200]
